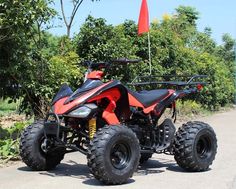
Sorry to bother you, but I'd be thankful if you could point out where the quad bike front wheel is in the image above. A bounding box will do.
[87,125,140,185]
[20,121,65,171]
[173,121,217,171]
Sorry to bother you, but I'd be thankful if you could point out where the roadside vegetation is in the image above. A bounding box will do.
[0,122,26,162]
[0,99,19,116]
[0,100,29,165]
[0,1,235,163]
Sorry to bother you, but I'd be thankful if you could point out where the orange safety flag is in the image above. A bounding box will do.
[138,0,149,35]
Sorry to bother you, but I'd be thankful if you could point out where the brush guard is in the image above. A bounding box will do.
[44,112,61,138]
[43,113,88,155]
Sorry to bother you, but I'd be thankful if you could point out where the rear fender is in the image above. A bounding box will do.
[154,90,187,116]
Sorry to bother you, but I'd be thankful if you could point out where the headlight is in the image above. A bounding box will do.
[68,104,97,118]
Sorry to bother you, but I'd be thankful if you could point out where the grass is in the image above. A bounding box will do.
[176,100,212,119]
[0,98,19,116]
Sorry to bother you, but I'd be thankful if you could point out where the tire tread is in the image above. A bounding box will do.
[87,126,140,185]
[173,121,217,171]
[19,121,64,171]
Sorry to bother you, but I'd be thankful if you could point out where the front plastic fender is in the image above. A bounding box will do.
[87,80,131,124]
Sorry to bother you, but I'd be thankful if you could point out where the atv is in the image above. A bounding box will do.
[20,59,217,185]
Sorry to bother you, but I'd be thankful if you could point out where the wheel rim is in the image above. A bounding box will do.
[110,142,131,170]
[196,134,212,159]
[40,136,55,155]
[40,137,49,153]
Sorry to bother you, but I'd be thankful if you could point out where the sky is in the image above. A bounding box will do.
[49,0,236,44]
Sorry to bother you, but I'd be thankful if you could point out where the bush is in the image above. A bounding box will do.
[0,139,19,160]
[0,122,28,160]
[177,100,205,116]
[0,99,19,116]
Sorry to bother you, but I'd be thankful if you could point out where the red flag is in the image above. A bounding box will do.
[138,0,149,35]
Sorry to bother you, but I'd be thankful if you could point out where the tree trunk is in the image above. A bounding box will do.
[67,26,71,38]
[31,96,50,120]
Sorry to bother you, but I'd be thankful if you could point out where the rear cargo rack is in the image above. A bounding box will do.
[127,75,208,90]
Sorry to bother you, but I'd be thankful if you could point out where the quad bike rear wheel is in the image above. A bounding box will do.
[87,126,140,185]
[20,121,65,171]
[173,121,217,171]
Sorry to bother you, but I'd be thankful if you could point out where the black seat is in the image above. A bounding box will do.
[128,89,170,107]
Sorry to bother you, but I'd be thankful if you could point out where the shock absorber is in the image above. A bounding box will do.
[88,118,96,139]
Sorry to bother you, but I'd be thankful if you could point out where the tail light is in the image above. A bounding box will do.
[197,84,203,91]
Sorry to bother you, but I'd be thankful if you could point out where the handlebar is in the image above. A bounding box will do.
[81,58,141,70]
[110,58,141,64]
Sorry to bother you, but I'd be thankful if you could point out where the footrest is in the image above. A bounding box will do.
[155,118,176,152]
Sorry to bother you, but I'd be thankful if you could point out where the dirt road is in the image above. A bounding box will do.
[0,109,236,189]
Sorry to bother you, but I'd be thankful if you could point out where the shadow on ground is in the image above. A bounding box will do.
[17,158,186,186]
[136,158,184,176]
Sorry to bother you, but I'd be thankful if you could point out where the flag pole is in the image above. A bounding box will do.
[148,32,152,75]
[138,0,151,75]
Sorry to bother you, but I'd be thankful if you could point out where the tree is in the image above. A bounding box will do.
[0,0,84,118]
[0,0,56,103]
[175,6,199,26]
[216,34,235,63]
[59,0,100,38]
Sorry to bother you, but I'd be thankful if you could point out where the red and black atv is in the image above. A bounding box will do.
[20,59,217,185]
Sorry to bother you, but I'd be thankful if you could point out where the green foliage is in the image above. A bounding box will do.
[0,99,18,112]
[75,15,117,61]
[0,122,26,141]
[0,0,56,40]
[48,51,84,87]
[0,121,27,160]
[177,100,208,116]
[0,0,58,117]
[0,139,19,160]
[0,1,85,118]
[0,99,19,117]
[175,6,199,26]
